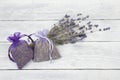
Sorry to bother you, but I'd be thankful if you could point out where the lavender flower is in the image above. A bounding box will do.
[48,14,110,44]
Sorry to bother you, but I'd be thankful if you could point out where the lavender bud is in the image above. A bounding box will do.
[77,13,82,16]
[94,24,99,28]
[86,15,89,18]
[65,14,70,18]
[77,18,81,20]
[87,21,91,25]
[99,29,102,31]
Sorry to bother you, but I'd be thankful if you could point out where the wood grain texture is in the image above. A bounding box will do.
[0,0,120,79]
[0,42,120,69]
[0,0,120,20]
[0,20,119,42]
[0,70,120,80]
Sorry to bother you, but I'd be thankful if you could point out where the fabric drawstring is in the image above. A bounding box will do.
[8,45,15,62]
[35,30,54,63]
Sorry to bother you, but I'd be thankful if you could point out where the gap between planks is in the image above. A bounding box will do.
[1,68,120,71]
[0,41,120,44]
[0,19,120,21]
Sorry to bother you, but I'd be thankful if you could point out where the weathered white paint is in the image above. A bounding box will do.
[1,70,120,80]
[0,0,120,79]
[0,20,119,41]
[0,42,120,69]
[0,0,120,19]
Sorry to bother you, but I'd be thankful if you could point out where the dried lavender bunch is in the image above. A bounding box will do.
[48,14,110,44]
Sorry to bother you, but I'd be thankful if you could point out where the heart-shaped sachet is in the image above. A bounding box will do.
[8,32,33,69]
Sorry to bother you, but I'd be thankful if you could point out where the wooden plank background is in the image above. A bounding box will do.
[0,0,120,79]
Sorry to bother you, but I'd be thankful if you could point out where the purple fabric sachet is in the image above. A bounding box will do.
[7,32,33,69]
[33,30,61,62]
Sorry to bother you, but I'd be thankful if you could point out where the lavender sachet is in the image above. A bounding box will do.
[7,32,33,69]
[31,30,61,62]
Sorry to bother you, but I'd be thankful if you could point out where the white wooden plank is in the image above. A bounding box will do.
[0,0,119,20]
[0,20,119,41]
[0,42,120,69]
[0,0,119,80]
[0,70,120,80]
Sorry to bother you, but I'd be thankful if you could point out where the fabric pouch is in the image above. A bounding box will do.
[33,30,61,62]
[8,32,33,69]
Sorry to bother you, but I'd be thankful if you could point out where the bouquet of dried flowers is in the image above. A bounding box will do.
[48,14,110,44]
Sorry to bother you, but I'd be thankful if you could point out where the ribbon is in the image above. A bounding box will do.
[7,32,25,62]
[35,30,54,63]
